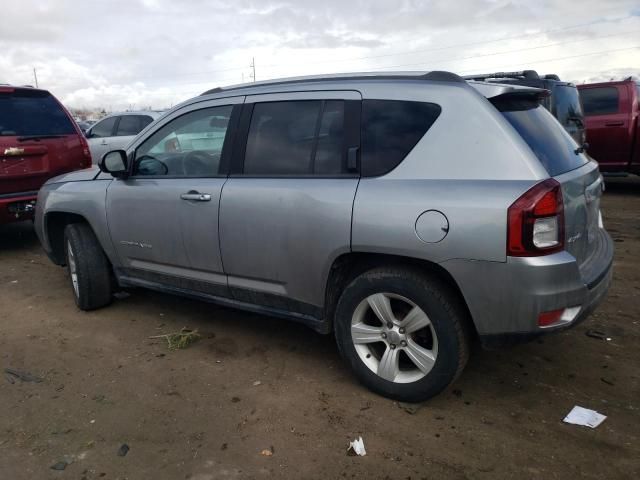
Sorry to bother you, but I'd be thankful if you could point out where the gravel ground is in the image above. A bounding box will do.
[0,177,638,480]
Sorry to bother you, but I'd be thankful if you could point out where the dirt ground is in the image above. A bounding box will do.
[0,178,638,480]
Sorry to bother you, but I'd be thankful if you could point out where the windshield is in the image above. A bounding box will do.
[0,90,75,136]
[500,103,588,177]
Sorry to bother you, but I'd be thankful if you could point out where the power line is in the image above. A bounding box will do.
[349,30,638,72]
[88,45,640,103]
[457,45,640,74]
[35,11,635,85]
[257,13,634,71]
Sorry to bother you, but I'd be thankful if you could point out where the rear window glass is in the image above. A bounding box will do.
[500,104,588,176]
[116,115,144,136]
[580,87,619,115]
[0,90,75,136]
[552,85,584,127]
[243,100,347,175]
[361,100,441,177]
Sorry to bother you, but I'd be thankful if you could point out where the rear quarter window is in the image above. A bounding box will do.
[361,100,441,177]
[580,87,619,115]
[0,90,75,136]
[500,104,588,177]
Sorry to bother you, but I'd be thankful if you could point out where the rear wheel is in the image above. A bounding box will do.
[334,268,470,402]
[64,223,112,310]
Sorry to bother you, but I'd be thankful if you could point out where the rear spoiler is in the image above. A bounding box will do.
[467,81,550,111]
[467,81,549,100]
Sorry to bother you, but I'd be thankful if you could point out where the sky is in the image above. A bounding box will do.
[1,0,638,111]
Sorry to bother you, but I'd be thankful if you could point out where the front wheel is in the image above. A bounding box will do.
[334,268,470,402]
[64,223,113,310]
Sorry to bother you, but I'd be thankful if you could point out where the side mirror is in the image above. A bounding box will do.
[84,129,91,138]
[99,150,128,178]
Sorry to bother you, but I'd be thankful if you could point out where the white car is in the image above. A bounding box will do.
[86,111,163,163]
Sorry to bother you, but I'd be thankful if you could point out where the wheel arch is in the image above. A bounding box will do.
[324,252,478,339]
[45,211,108,267]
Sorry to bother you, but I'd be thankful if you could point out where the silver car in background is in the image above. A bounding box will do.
[85,111,163,163]
[34,71,613,401]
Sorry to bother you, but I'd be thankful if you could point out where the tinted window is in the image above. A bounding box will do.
[134,105,233,177]
[501,105,588,176]
[361,100,441,177]
[552,85,585,144]
[244,100,348,175]
[580,87,619,115]
[0,90,75,136]
[140,115,153,130]
[552,85,584,126]
[116,115,149,136]
[90,117,117,138]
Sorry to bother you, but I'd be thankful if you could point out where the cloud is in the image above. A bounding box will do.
[0,0,638,110]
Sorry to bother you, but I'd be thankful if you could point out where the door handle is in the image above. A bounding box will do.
[100,140,109,145]
[605,122,623,127]
[180,191,211,202]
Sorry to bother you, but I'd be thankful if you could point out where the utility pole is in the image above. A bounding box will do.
[250,57,256,82]
[33,68,39,88]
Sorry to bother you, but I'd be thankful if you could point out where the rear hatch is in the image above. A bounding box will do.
[491,89,606,282]
[0,87,89,195]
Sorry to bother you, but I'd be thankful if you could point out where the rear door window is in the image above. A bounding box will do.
[90,117,117,138]
[243,100,347,175]
[0,90,75,136]
[116,115,145,136]
[580,87,619,115]
[500,103,588,176]
[361,100,441,177]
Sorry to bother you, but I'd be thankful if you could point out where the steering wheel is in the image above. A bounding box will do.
[135,155,169,176]
[182,150,214,176]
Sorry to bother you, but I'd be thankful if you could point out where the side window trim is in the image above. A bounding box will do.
[230,99,361,178]
[127,104,241,179]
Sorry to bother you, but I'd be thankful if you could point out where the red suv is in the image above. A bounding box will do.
[578,78,640,174]
[0,85,91,224]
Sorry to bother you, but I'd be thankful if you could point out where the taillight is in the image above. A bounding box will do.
[80,136,92,166]
[507,178,564,256]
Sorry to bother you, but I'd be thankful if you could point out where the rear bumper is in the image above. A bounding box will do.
[0,190,38,224]
[441,228,614,348]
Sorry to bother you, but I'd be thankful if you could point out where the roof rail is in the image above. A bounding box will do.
[201,70,465,96]
[463,70,541,81]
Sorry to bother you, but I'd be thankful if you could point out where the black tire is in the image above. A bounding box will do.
[334,267,470,402]
[64,223,113,310]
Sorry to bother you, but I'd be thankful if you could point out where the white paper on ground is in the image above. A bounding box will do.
[563,406,607,428]
[347,436,366,456]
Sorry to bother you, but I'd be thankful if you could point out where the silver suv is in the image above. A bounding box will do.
[34,71,613,401]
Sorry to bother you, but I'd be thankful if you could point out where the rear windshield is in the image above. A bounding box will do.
[552,85,584,127]
[0,90,75,136]
[497,100,588,176]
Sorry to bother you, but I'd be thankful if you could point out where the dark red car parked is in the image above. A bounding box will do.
[578,78,640,175]
[0,85,91,224]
